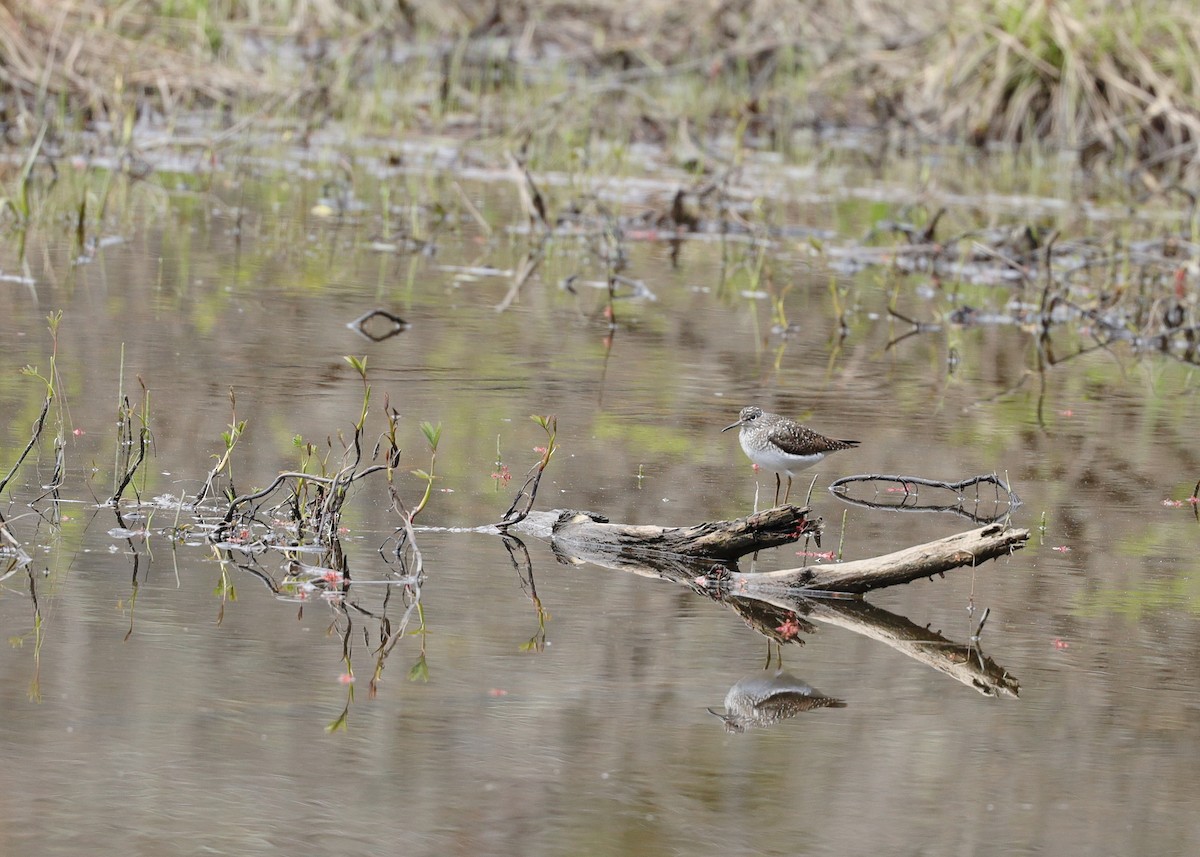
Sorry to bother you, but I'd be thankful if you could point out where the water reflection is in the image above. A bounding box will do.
[347,308,410,342]
[829,472,1021,525]
[722,595,1019,699]
[709,671,847,733]
[2,163,1200,855]
[20,490,1025,739]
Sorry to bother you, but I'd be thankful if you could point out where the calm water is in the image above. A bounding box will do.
[2,144,1199,856]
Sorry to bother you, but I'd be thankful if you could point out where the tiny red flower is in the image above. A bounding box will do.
[776,616,802,640]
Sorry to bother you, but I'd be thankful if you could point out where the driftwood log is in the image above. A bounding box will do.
[546,506,1028,595]
[548,505,819,584]
[705,522,1030,595]
[524,506,1026,699]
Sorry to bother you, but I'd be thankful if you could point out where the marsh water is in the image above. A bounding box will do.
[2,132,1199,856]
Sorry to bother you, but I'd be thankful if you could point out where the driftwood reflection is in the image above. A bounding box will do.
[719,593,1019,700]
[709,671,847,733]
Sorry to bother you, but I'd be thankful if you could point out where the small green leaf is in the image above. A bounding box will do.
[325,709,349,733]
[420,421,442,449]
[344,355,368,379]
[408,657,429,682]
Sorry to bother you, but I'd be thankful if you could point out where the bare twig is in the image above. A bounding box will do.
[496,415,558,530]
[0,393,51,497]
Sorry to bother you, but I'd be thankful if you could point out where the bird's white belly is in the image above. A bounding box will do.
[739,435,824,476]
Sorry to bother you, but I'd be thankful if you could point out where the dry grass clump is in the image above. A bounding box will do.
[902,0,1200,173]
[0,2,266,123]
[0,1,929,124]
[2,0,1200,177]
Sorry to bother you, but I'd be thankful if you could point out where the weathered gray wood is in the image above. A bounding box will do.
[730,523,1029,594]
[550,505,819,567]
[547,510,1026,594]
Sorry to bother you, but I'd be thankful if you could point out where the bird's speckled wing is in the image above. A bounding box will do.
[767,422,860,456]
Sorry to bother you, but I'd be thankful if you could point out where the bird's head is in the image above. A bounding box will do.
[722,405,764,432]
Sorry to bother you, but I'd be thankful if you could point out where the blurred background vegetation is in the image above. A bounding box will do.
[3,0,1199,183]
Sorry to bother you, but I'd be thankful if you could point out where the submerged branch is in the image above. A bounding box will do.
[829,472,1021,524]
[830,472,1020,503]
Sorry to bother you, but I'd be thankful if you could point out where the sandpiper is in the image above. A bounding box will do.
[722,405,859,504]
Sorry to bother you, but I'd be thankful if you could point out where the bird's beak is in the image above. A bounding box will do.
[721,420,742,432]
